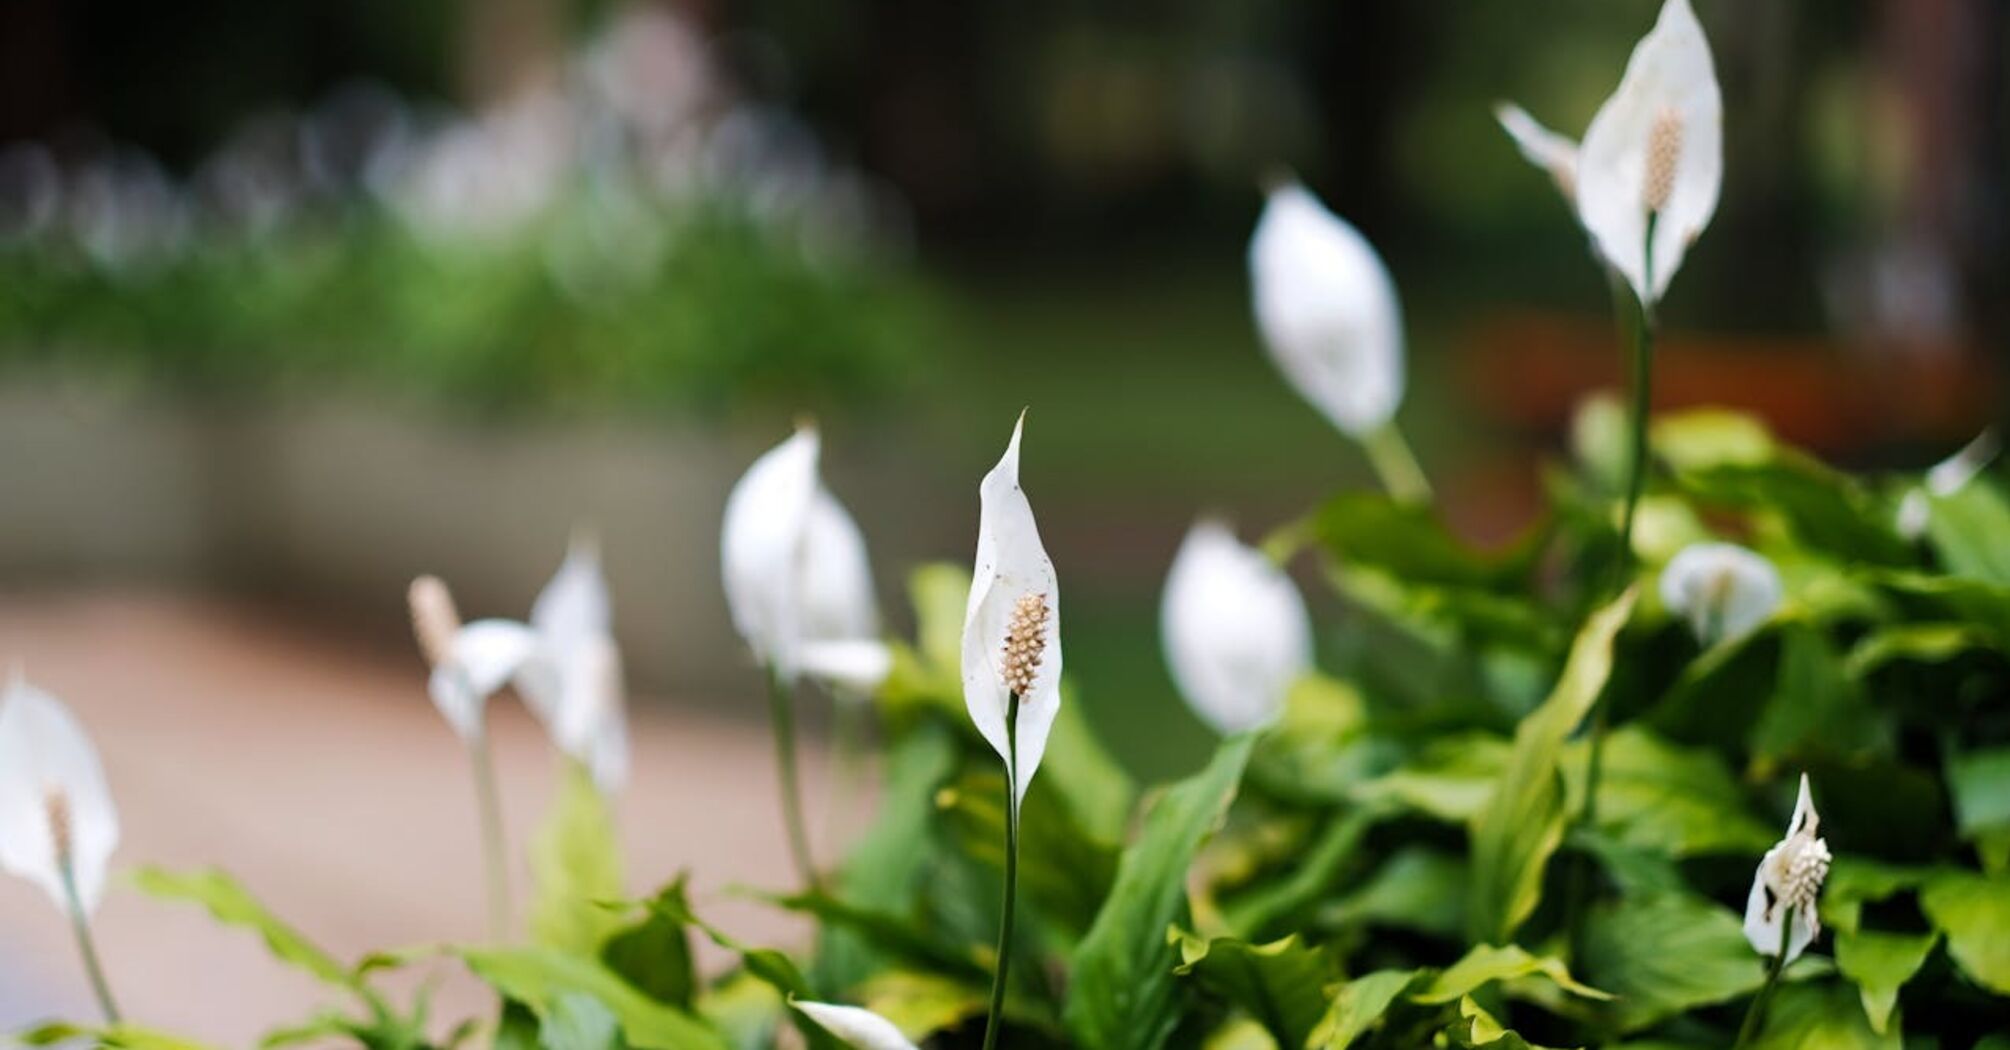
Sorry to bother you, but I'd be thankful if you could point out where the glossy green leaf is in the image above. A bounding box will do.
[601,882,698,1007]
[1562,726,1775,857]
[1833,929,1936,1034]
[1948,746,2010,840]
[458,946,727,1050]
[1412,943,1609,1005]
[1468,590,1636,943]
[1918,871,2010,994]
[1747,981,1900,1050]
[1320,847,1466,939]
[1442,997,1562,1050]
[1925,481,2010,586]
[1579,892,1767,1032]
[1065,732,1257,1050]
[530,761,625,955]
[1306,969,1422,1049]
[1170,930,1337,1048]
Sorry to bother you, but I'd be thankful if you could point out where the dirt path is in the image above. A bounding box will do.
[0,590,858,1045]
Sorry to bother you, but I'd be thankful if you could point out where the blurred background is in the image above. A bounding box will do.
[0,0,2003,1038]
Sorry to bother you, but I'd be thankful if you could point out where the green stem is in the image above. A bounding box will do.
[470,728,512,941]
[1731,904,1794,1050]
[1363,422,1433,505]
[827,689,870,850]
[61,863,121,1024]
[981,691,1022,1050]
[767,668,821,892]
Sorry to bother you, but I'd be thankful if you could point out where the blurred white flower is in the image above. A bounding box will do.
[1575,0,1722,306]
[1248,179,1406,439]
[1659,542,1781,646]
[963,413,1063,804]
[721,426,888,693]
[791,1000,919,1050]
[524,537,629,793]
[1160,521,1312,734]
[1743,774,1830,963]
[411,576,543,744]
[0,676,120,916]
[1897,428,2001,541]
[1493,102,1579,203]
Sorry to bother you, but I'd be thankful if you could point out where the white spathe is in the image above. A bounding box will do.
[525,538,629,793]
[1494,102,1580,202]
[1161,521,1313,734]
[721,426,889,693]
[791,1000,919,1050]
[1897,427,2001,541]
[962,413,1063,805]
[1659,541,1782,646]
[1248,180,1406,438]
[428,618,544,742]
[1743,774,1830,964]
[0,678,120,914]
[1575,0,1722,306]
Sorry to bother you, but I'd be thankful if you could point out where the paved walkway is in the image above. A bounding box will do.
[0,590,855,1045]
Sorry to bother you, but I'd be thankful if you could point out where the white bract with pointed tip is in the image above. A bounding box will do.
[1744,774,1830,963]
[1494,102,1580,203]
[721,427,889,694]
[963,414,1063,804]
[428,618,544,742]
[1161,521,1312,734]
[1249,181,1406,438]
[524,539,629,793]
[1575,0,1722,306]
[0,679,120,915]
[791,1000,919,1050]
[1897,427,2001,541]
[1659,542,1781,646]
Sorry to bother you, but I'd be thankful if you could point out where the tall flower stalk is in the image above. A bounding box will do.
[1733,775,1830,1048]
[963,414,1062,1050]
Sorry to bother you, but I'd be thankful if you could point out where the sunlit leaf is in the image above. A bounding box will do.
[1833,929,1936,1035]
[530,762,625,955]
[1918,870,2010,995]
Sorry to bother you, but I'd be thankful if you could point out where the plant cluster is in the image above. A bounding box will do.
[3,2,2007,1048]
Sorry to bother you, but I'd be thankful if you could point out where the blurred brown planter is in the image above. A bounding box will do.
[1459,311,1998,456]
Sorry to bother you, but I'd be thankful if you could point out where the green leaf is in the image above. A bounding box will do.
[1222,807,1379,938]
[458,946,728,1050]
[695,972,782,1050]
[130,867,356,992]
[1562,726,1776,857]
[1353,733,1511,823]
[1818,857,1936,937]
[1041,684,1138,843]
[1306,969,1423,1050]
[1304,492,1544,590]
[853,970,988,1042]
[643,881,840,1050]
[1948,746,2010,840]
[1651,407,1776,473]
[1579,892,1768,1032]
[540,993,623,1050]
[1747,981,1900,1050]
[1752,626,1890,765]
[1412,943,1610,1005]
[19,1024,221,1050]
[601,883,698,1007]
[1442,997,1563,1050]
[1844,623,1997,676]
[1065,732,1258,1050]
[1468,590,1637,943]
[1925,480,2010,585]
[938,764,1120,938]
[530,762,626,955]
[1677,456,1909,567]
[1918,870,2010,994]
[1833,929,1936,1034]
[1320,847,1467,939]
[1170,931,1337,1049]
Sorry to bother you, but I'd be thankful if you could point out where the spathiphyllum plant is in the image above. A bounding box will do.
[12,5,2010,1050]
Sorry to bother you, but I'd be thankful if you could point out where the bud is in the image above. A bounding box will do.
[1642,107,1683,215]
[1001,592,1050,697]
[408,575,461,668]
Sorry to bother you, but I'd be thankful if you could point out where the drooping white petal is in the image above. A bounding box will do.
[0,679,120,914]
[962,413,1063,804]
[1743,774,1829,963]
[790,1000,919,1050]
[721,428,821,680]
[798,639,894,699]
[1160,521,1313,734]
[428,619,543,742]
[1494,102,1580,202]
[1658,542,1781,646]
[800,487,881,644]
[1575,0,1722,305]
[1899,427,2003,540]
[1248,181,1406,438]
[523,539,629,792]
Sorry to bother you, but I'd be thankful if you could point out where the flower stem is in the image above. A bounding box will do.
[60,863,121,1024]
[981,691,1022,1050]
[1363,422,1433,505]
[766,668,821,892]
[1731,904,1794,1050]
[469,728,512,941]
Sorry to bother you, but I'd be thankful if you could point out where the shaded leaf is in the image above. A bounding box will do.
[1747,981,1900,1050]
[1171,931,1337,1048]
[1918,871,2010,995]
[1579,892,1767,1032]
[458,946,726,1050]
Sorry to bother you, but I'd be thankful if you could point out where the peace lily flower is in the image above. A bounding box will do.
[1575,0,1722,308]
[1744,774,1830,963]
[1160,521,1312,734]
[1494,102,1579,203]
[964,411,1061,1050]
[1248,180,1416,466]
[721,425,890,693]
[525,537,629,793]
[1897,427,2001,541]
[0,676,123,1020]
[1659,542,1782,646]
[791,1000,919,1050]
